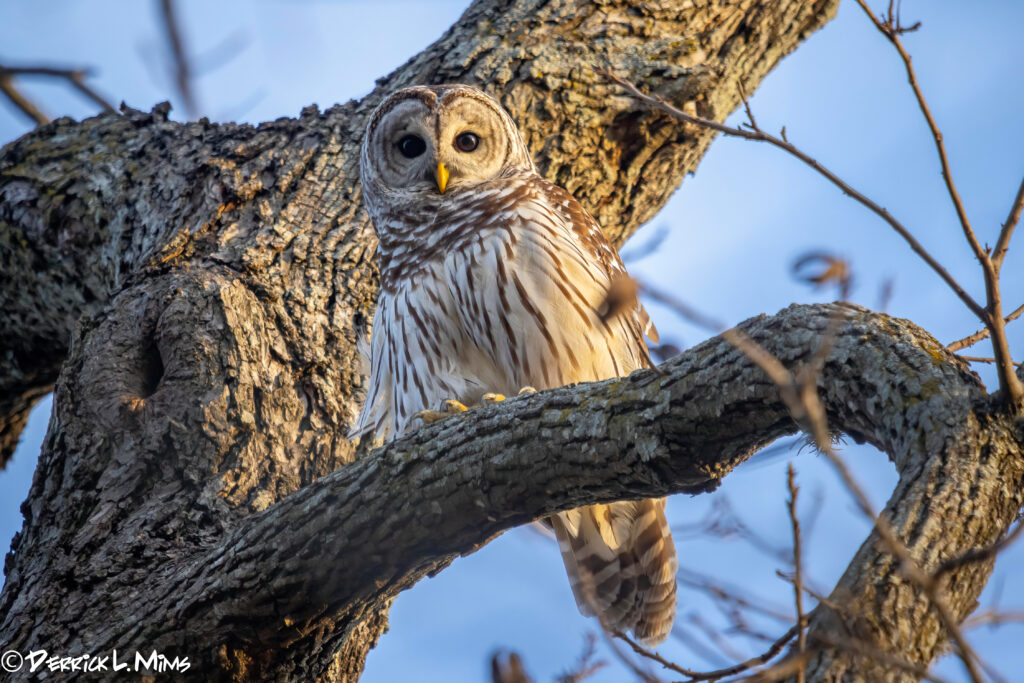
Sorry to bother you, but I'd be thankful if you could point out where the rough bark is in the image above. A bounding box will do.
[6,1,1015,681]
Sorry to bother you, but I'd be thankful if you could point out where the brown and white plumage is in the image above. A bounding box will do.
[354,84,677,645]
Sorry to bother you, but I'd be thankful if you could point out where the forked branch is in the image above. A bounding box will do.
[605,31,1024,409]
[851,0,1022,409]
[602,71,985,321]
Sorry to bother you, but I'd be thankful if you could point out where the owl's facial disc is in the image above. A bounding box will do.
[363,86,530,202]
[434,97,508,191]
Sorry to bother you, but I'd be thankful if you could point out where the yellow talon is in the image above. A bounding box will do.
[481,393,506,404]
[414,399,469,424]
[517,386,537,396]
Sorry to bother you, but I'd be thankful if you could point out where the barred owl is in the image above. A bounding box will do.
[353,84,678,645]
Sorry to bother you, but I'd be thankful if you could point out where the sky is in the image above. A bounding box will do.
[1,1,1022,681]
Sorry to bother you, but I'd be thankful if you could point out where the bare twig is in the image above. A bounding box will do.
[603,70,987,321]
[877,278,895,313]
[616,626,798,682]
[853,0,1022,408]
[620,224,671,263]
[672,496,793,565]
[600,629,662,683]
[609,55,1024,407]
[678,568,796,625]
[159,0,199,118]
[963,610,1024,630]
[687,613,749,663]
[557,633,606,683]
[957,356,1024,367]
[635,279,726,333]
[0,64,116,126]
[0,72,48,124]
[852,0,984,264]
[993,176,1024,271]
[671,623,735,668]
[947,302,1024,351]
[786,465,807,683]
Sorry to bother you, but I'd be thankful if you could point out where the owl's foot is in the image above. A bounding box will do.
[482,386,536,404]
[416,388,537,426]
[414,399,469,424]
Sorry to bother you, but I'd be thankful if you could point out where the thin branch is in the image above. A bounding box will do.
[677,568,797,625]
[947,302,1024,351]
[0,64,117,124]
[786,465,807,683]
[615,627,798,682]
[600,629,662,683]
[957,356,1024,367]
[603,70,987,321]
[635,278,727,333]
[963,610,1024,630]
[853,0,1023,408]
[687,613,749,663]
[491,651,534,683]
[0,72,48,124]
[993,175,1024,271]
[158,0,198,118]
[557,633,606,683]
[853,0,985,266]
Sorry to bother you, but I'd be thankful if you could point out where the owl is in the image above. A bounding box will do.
[353,84,678,645]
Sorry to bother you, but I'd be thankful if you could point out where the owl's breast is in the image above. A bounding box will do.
[443,216,647,391]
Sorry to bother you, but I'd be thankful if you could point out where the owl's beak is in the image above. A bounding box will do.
[435,162,449,194]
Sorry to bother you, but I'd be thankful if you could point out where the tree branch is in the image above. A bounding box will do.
[947,302,1024,351]
[852,0,1023,410]
[852,0,985,265]
[35,302,1016,682]
[993,176,1023,271]
[0,64,116,124]
[603,71,987,321]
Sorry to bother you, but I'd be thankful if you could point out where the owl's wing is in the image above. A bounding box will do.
[348,296,394,441]
[542,180,658,360]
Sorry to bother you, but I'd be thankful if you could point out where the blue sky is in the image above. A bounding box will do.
[1,1,1022,681]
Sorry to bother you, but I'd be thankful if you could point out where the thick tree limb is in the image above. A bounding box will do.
[5,301,1019,681]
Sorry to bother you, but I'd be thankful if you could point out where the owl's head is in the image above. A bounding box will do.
[360,85,535,220]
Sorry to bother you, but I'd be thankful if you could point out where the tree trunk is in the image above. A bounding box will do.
[6,1,1018,681]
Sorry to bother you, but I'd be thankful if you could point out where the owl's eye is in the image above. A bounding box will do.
[397,135,426,159]
[454,132,480,153]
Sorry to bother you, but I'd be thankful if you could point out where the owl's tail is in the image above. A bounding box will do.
[550,499,677,645]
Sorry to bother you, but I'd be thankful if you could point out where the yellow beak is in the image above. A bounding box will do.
[436,162,449,194]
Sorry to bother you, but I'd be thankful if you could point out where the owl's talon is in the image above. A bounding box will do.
[414,399,469,424]
[517,386,537,396]
[481,393,506,404]
[442,399,469,413]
